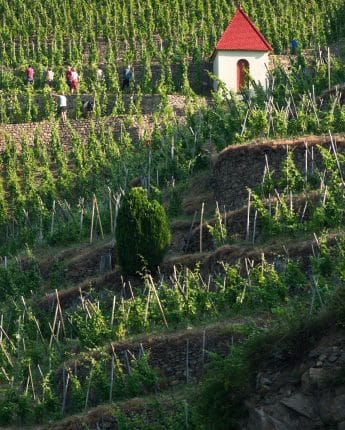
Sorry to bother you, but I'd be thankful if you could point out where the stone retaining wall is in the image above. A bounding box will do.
[59,324,245,413]
[0,95,191,149]
[213,136,345,210]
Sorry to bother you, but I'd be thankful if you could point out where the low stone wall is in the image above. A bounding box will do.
[0,117,144,149]
[58,323,245,413]
[212,135,345,210]
[0,95,191,149]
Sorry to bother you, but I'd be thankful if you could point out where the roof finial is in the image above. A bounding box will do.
[237,1,243,9]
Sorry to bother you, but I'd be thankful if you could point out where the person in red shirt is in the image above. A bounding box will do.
[70,67,79,94]
[26,65,34,85]
[65,66,72,90]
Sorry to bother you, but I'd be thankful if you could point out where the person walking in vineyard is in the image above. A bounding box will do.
[57,92,67,122]
[26,65,35,85]
[65,66,73,90]
[122,65,133,91]
[70,67,79,94]
[45,67,54,88]
[83,99,94,118]
[290,39,298,55]
[96,66,104,81]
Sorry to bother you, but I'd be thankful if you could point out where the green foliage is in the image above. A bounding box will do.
[0,256,41,300]
[207,204,227,248]
[195,346,251,430]
[116,187,171,275]
[72,305,111,347]
[168,183,183,217]
[279,150,304,192]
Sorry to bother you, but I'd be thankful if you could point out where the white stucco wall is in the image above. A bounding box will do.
[213,50,269,92]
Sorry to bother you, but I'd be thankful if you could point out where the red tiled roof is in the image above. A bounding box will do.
[215,6,272,51]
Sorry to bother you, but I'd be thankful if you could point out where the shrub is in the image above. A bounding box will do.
[116,187,171,275]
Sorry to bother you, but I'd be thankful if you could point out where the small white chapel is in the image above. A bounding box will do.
[212,4,272,93]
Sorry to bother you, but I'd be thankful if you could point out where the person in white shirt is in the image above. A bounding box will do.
[45,67,54,87]
[96,67,104,81]
[58,93,67,122]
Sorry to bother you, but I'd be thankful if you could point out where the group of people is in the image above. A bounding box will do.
[25,64,133,92]
[25,64,134,122]
[25,64,79,93]
[56,94,94,123]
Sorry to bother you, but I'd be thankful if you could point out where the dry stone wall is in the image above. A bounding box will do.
[213,135,345,210]
[0,95,191,149]
[0,118,142,149]
[59,323,245,413]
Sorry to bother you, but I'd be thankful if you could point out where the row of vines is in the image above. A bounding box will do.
[0,0,344,68]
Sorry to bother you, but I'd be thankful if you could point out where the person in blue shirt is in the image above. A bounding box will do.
[291,39,298,54]
[122,65,133,90]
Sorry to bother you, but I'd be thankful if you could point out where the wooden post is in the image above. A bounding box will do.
[0,314,3,343]
[199,202,204,253]
[241,104,251,136]
[61,367,67,414]
[0,341,13,367]
[128,281,134,299]
[322,185,328,206]
[144,283,151,324]
[90,196,96,244]
[252,210,258,246]
[108,188,113,234]
[110,295,116,328]
[79,198,84,235]
[246,189,251,241]
[51,200,56,235]
[311,146,314,174]
[148,275,168,328]
[17,316,21,361]
[32,315,44,342]
[328,47,331,90]
[84,365,93,411]
[186,339,189,384]
[109,353,115,402]
[56,320,61,343]
[49,305,58,348]
[330,131,344,183]
[55,289,66,336]
[301,201,308,221]
[94,194,104,239]
[79,287,85,310]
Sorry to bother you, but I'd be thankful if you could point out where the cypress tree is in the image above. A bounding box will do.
[116,187,171,275]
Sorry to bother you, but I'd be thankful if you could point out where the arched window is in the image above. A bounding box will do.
[237,59,249,92]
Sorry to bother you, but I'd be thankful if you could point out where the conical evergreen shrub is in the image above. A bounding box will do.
[116,187,171,275]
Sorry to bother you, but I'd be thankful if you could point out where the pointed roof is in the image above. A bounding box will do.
[215,5,272,51]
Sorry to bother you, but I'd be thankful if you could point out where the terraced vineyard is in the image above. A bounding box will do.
[0,1,344,429]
